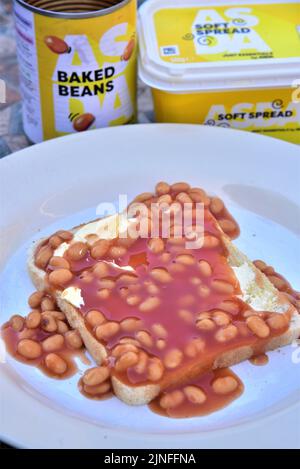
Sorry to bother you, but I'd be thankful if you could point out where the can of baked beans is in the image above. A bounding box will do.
[13,0,137,143]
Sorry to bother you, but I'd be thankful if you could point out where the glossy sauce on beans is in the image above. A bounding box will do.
[149,368,243,418]
[41,193,290,392]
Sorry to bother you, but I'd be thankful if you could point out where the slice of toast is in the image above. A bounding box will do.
[27,185,300,405]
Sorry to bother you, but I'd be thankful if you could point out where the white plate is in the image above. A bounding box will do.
[0,124,299,449]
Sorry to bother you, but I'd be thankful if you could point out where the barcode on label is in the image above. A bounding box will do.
[160,45,179,56]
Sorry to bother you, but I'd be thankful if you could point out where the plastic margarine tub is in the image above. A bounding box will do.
[138,0,300,143]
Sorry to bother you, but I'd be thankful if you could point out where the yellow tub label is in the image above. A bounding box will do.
[154,3,300,63]
[152,86,300,144]
[14,0,137,142]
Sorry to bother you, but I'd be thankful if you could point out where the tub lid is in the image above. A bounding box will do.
[138,0,300,91]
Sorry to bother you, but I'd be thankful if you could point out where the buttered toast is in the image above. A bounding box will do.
[27,182,300,405]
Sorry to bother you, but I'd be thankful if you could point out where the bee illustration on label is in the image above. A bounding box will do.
[44,36,71,54]
[71,113,95,132]
[121,35,135,61]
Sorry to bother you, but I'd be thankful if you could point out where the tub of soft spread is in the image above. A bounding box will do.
[138,0,300,143]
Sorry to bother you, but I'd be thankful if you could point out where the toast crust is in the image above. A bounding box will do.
[28,217,300,406]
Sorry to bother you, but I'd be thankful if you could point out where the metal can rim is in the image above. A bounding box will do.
[14,0,133,19]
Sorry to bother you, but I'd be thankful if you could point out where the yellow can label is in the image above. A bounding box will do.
[152,86,300,144]
[14,0,137,142]
[154,2,300,63]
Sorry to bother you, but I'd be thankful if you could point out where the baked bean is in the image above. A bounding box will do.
[175,254,195,265]
[98,279,115,290]
[264,266,275,275]
[43,310,65,321]
[48,269,73,286]
[189,277,202,286]
[178,309,194,324]
[198,260,213,277]
[171,182,190,193]
[178,294,196,307]
[150,267,172,283]
[268,275,287,291]
[148,238,164,254]
[146,283,160,295]
[41,297,55,311]
[184,338,205,358]
[85,234,99,247]
[17,339,42,359]
[160,390,185,409]
[267,313,288,330]
[93,262,109,278]
[97,289,110,300]
[49,235,63,249]
[218,300,240,315]
[118,274,138,285]
[212,311,231,327]
[212,376,238,395]
[218,219,236,234]
[160,252,171,263]
[57,320,69,334]
[109,246,127,259]
[36,245,53,269]
[9,315,24,332]
[176,192,193,204]
[155,181,170,196]
[41,314,57,332]
[164,348,183,369]
[243,309,259,319]
[156,339,166,350]
[253,260,267,271]
[136,330,153,348]
[139,297,160,312]
[115,351,139,372]
[134,192,153,203]
[45,353,67,375]
[215,325,238,342]
[26,311,41,329]
[151,323,168,338]
[91,240,110,260]
[133,350,148,374]
[210,197,224,215]
[83,366,110,386]
[86,310,106,328]
[119,287,129,299]
[42,334,64,353]
[197,285,210,298]
[120,317,142,332]
[65,330,83,349]
[56,230,73,241]
[184,386,207,404]
[67,242,88,261]
[28,291,44,308]
[95,322,120,341]
[83,381,111,396]
[147,358,164,381]
[157,193,172,205]
[49,256,70,270]
[111,343,139,358]
[203,235,220,249]
[196,311,211,321]
[246,316,270,338]
[196,318,216,331]
[126,295,141,306]
[211,280,234,295]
